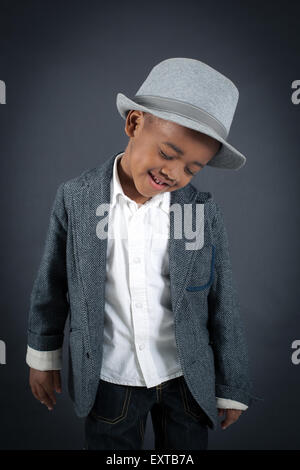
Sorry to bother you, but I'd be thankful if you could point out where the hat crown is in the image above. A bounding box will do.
[135,57,239,133]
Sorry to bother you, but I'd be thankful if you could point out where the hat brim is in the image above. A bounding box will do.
[116,92,246,170]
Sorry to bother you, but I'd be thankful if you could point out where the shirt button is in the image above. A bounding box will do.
[133,257,141,263]
[135,303,143,308]
[139,344,145,350]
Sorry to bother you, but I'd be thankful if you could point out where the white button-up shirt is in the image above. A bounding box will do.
[100,152,182,387]
[26,151,248,410]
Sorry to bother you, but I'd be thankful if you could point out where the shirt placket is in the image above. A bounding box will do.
[127,201,160,387]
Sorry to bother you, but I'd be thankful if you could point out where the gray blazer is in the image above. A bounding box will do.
[27,151,262,430]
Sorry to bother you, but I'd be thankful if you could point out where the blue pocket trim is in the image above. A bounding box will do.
[185,244,215,291]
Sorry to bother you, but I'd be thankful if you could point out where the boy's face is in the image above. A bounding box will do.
[120,110,221,201]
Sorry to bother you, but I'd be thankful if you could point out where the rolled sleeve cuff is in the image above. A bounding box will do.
[26,345,62,370]
[216,397,248,410]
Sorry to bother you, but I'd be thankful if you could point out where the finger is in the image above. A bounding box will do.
[36,384,54,410]
[37,386,53,409]
[53,370,62,393]
[31,384,42,402]
[221,414,236,430]
[221,419,230,430]
[42,381,57,407]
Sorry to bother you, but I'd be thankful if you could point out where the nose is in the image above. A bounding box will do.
[160,169,176,186]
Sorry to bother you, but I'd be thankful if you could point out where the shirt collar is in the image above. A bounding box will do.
[110,152,170,214]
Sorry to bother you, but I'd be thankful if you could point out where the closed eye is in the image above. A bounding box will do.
[159,150,195,176]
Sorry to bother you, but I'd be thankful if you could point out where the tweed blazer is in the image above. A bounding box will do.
[27,151,262,430]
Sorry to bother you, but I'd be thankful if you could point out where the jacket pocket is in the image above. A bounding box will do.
[185,244,215,292]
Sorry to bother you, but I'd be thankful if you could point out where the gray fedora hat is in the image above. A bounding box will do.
[116,57,246,170]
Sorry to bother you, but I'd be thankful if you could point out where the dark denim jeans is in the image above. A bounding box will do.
[84,375,210,450]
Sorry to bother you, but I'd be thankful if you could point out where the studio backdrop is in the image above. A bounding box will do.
[0,0,299,450]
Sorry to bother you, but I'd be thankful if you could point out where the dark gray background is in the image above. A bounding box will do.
[0,0,299,450]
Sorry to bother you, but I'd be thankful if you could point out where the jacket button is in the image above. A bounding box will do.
[86,352,90,359]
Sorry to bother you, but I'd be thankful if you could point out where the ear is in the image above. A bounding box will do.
[125,110,143,138]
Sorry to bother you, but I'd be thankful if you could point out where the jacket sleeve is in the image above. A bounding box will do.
[27,182,69,352]
[208,202,263,407]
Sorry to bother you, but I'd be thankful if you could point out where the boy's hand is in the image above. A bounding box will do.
[217,408,243,430]
[29,368,62,411]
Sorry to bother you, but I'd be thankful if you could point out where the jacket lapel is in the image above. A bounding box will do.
[71,154,115,337]
[169,185,200,319]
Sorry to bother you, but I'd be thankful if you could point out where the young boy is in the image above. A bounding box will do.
[26,58,262,450]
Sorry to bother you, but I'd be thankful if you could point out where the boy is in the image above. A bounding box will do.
[26,58,261,450]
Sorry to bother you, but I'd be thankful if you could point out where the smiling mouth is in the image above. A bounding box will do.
[148,171,170,189]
